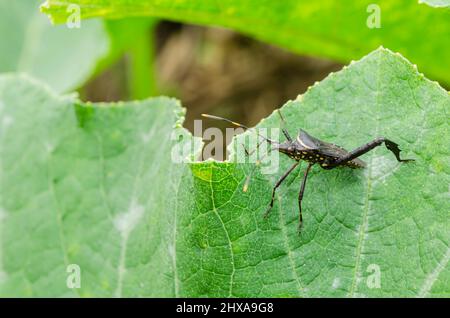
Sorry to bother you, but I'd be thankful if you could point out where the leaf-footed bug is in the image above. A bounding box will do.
[202,111,414,233]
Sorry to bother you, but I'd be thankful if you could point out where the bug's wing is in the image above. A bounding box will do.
[317,139,366,168]
[299,130,365,168]
[299,130,347,157]
[316,140,350,159]
[297,129,320,150]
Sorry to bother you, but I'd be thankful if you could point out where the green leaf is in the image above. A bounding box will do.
[103,18,159,99]
[0,74,202,297]
[193,48,450,297]
[41,0,450,86]
[0,0,110,92]
[0,48,449,297]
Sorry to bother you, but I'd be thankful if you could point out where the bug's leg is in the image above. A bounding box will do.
[263,162,299,218]
[243,158,261,193]
[241,136,266,157]
[298,163,313,233]
[325,137,414,169]
[384,139,415,162]
[241,138,272,192]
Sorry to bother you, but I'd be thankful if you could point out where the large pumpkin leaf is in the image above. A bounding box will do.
[40,0,450,86]
[0,75,202,297]
[185,48,450,297]
[0,48,448,297]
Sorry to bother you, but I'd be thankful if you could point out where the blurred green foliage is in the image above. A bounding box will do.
[0,0,108,92]
[0,0,156,97]
[42,0,450,86]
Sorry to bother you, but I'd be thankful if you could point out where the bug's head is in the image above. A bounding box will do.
[277,140,299,155]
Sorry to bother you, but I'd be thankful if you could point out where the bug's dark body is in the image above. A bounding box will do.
[277,129,366,169]
[201,112,414,233]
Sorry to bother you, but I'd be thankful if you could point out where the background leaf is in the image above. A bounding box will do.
[41,0,450,86]
[0,0,157,97]
[102,18,159,99]
[419,0,450,8]
[0,0,109,92]
[0,48,448,297]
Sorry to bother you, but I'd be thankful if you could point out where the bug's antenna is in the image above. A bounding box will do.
[201,114,277,145]
[277,110,292,142]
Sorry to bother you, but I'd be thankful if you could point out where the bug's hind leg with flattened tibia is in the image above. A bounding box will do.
[324,137,414,169]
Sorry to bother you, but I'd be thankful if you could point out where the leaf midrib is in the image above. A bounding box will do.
[348,52,383,297]
[208,165,236,297]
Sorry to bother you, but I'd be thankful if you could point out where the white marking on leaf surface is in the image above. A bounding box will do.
[417,247,450,297]
[350,58,381,297]
[114,200,145,297]
[0,208,6,222]
[141,131,153,144]
[370,155,400,185]
[44,142,54,153]
[114,200,145,238]
[1,116,13,128]
[0,208,7,283]
[332,277,340,289]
